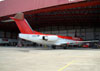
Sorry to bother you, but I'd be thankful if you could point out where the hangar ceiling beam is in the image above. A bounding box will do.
[37,13,100,18]
[25,0,100,15]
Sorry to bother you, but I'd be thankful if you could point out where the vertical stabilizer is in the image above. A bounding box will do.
[10,13,34,34]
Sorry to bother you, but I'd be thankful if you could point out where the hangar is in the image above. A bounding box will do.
[0,0,100,46]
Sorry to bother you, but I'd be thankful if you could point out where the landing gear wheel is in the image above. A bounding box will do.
[62,45,67,49]
[52,45,56,49]
[63,46,67,49]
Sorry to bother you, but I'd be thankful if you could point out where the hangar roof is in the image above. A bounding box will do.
[0,0,84,17]
[0,0,100,32]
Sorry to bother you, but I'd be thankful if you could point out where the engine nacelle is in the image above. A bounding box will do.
[39,35,58,41]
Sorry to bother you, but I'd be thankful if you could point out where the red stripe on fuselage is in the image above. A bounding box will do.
[58,35,83,41]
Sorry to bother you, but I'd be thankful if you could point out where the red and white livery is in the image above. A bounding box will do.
[10,13,98,49]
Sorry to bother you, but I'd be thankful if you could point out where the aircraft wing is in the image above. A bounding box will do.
[75,40,99,43]
[55,40,99,46]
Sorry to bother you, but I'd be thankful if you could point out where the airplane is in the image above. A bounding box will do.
[10,13,99,49]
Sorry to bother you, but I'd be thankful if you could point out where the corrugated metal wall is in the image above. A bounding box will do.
[0,0,84,17]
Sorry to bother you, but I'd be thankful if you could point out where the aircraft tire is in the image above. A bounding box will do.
[52,45,56,49]
[63,46,67,49]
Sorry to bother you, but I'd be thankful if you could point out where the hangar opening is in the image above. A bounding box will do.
[25,0,100,41]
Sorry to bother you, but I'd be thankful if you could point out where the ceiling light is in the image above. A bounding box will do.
[0,0,5,2]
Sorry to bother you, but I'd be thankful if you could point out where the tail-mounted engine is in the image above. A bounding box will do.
[39,35,58,41]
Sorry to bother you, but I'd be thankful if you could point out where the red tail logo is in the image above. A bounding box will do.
[10,13,39,34]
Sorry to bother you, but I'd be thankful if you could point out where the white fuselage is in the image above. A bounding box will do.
[19,33,78,46]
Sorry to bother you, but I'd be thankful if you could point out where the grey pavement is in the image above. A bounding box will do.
[0,47,100,71]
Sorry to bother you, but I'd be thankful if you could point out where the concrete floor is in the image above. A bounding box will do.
[0,47,100,71]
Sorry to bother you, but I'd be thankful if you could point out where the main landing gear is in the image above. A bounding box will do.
[52,45,68,49]
[52,45,56,49]
[62,45,68,49]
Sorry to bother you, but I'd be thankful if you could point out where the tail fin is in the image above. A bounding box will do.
[10,13,34,34]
